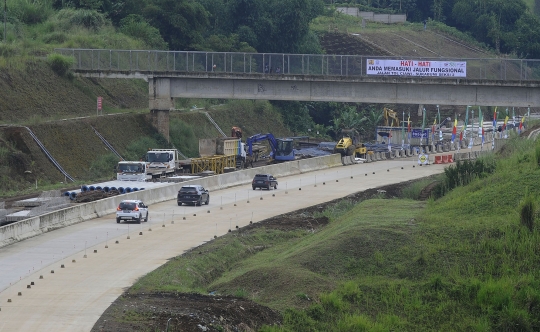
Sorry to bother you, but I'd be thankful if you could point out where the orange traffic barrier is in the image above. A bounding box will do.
[442,155,449,163]
[434,155,443,164]
[448,154,454,163]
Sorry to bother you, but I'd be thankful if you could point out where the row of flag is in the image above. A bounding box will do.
[396,106,529,151]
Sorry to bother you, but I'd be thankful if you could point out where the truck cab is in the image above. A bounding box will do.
[116,161,151,181]
[145,149,179,178]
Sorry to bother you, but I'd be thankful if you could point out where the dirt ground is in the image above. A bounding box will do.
[91,180,421,332]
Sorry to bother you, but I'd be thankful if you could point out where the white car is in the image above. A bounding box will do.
[116,200,149,224]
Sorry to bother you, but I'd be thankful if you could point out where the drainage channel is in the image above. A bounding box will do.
[91,126,124,160]
[204,112,227,137]
[24,126,75,182]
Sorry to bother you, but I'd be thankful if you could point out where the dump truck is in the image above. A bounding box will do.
[198,138,247,170]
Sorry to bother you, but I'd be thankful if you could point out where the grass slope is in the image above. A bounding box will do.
[0,60,147,124]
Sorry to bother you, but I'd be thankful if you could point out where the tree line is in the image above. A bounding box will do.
[330,0,540,58]
[51,0,325,54]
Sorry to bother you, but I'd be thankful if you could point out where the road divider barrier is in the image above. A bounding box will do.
[0,154,342,248]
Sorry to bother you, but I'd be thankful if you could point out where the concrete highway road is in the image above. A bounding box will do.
[0,158,446,331]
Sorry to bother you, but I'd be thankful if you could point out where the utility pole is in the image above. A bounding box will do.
[3,0,6,42]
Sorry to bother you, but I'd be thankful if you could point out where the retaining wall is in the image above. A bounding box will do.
[0,154,341,248]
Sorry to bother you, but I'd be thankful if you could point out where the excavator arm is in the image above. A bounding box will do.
[384,108,400,127]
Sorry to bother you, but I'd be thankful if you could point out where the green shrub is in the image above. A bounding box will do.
[401,179,435,200]
[55,8,106,30]
[0,43,18,57]
[42,32,68,44]
[87,153,118,180]
[169,118,199,157]
[519,193,536,232]
[282,308,317,331]
[337,280,362,304]
[336,314,373,332]
[535,144,540,166]
[124,136,165,161]
[320,292,349,312]
[433,157,496,198]
[119,15,167,50]
[9,0,53,24]
[476,278,512,311]
[46,53,74,77]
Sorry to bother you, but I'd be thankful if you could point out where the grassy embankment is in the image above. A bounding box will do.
[129,133,540,331]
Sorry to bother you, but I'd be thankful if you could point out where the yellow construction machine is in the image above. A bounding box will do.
[384,107,400,127]
[334,129,367,157]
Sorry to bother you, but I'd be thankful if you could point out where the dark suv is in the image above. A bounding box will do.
[177,185,209,206]
[252,174,278,190]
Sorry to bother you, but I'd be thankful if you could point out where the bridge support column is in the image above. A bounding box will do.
[149,77,174,142]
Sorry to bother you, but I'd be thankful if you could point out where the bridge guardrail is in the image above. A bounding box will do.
[54,48,540,81]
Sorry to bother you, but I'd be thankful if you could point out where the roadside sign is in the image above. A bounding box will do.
[97,96,103,115]
[418,153,429,165]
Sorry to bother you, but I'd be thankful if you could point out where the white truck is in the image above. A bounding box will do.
[116,161,151,181]
[145,149,181,178]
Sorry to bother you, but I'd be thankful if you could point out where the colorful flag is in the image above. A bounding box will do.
[504,115,509,130]
[401,111,405,149]
[421,108,426,144]
[451,118,457,143]
[478,107,483,139]
[464,106,469,139]
[407,113,411,143]
[493,106,497,132]
[519,114,525,133]
[432,118,437,144]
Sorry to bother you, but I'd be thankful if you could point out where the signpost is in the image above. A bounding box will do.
[97,96,103,116]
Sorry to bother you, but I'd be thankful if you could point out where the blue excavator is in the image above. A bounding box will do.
[245,133,295,162]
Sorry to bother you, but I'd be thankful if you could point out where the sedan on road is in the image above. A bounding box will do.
[177,185,210,206]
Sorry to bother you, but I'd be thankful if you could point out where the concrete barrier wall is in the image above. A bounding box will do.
[0,154,341,248]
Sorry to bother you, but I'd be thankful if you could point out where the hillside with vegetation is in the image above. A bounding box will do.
[1,0,537,197]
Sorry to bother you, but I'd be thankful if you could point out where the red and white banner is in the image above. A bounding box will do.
[97,96,103,111]
[367,59,467,77]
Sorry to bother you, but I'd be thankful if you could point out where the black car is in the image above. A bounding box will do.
[252,174,278,190]
[177,185,210,206]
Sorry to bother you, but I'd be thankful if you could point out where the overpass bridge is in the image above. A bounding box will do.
[56,48,540,139]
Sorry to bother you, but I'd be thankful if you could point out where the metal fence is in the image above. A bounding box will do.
[54,48,540,81]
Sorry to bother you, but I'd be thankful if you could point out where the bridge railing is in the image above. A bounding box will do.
[55,49,540,81]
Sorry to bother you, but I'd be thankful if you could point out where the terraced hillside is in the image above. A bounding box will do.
[321,29,490,59]
[0,105,291,193]
[0,61,148,124]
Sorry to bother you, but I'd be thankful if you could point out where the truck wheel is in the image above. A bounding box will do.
[196,199,202,206]
[137,214,141,224]
[206,196,210,205]
[274,184,277,190]
[252,186,256,190]
[177,202,182,206]
[116,218,120,224]
[144,213,149,222]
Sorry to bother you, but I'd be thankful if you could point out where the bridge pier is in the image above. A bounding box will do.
[149,77,174,142]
